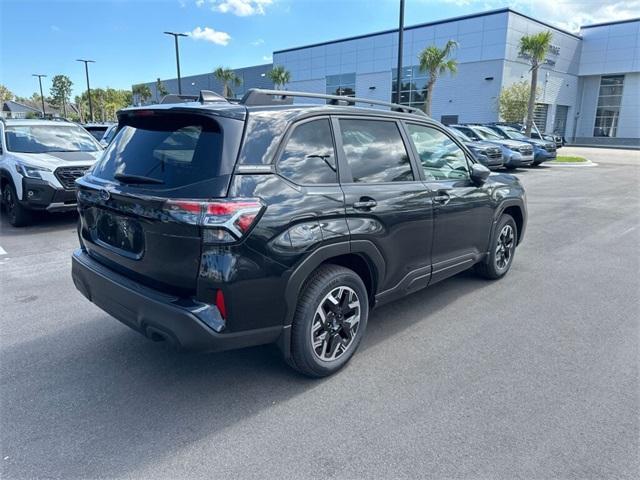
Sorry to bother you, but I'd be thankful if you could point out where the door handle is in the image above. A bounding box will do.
[353,198,377,210]
[433,190,451,205]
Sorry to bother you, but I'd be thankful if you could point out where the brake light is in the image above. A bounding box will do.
[164,198,264,242]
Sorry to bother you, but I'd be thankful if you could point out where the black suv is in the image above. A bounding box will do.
[72,89,527,377]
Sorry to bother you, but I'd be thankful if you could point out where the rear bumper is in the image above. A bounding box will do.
[71,249,282,352]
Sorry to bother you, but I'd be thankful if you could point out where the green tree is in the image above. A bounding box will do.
[50,75,73,117]
[213,67,242,98]
[418,40,458,116]
[498,81,541,123]
[156,78,169,101]
[519,30,553,135]
[267,66,291,90]
[0,84,14,104]
[132,84,152,105]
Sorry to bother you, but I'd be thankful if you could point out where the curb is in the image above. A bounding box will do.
[547,160,598,167]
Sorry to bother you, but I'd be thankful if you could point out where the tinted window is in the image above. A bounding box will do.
[406,124,469,181]
[277,119,337,184]
[339,119,413,183]
[92,113,223,189]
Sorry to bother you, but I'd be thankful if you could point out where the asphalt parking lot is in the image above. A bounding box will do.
[1,147,638,479]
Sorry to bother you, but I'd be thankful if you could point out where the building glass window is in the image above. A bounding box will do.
[594,75,624,137]
[391,66,428,110]
[326,73,356,97]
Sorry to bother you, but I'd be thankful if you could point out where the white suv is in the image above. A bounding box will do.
[0,119,104,226]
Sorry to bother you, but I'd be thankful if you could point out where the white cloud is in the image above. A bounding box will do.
[251,38,265,46]
[420,0,639,33]
[213,0,273,17]
[195,0,205,6]
[262,55,273,62]
[189,26,231,45]
[50,25,60,32]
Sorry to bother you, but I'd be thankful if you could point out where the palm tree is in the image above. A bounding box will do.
[132,84,152,105]
[267,66,291,90]
[213,67,242,98]
[519,30,552,136]
[418,40,458,116]
[156,78,169,102]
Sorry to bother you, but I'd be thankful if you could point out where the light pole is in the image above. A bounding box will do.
[76,59,95,122]
[32,74,47,118]
[395,0,405,105]
[164,31,188,94]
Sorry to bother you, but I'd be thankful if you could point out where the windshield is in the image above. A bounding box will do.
[85,127,108,141]
[471,126,503,141]
[501,128,529,141]
[5,125,100,153]
[449,127,472,142]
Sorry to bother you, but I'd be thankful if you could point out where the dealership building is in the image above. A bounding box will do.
[142,8,639,146]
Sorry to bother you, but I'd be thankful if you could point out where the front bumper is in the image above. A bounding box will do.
[476,154,504,168]
[504,152,534,167]
[71,249,281,352]
[21,177,77,211]
[534,149,557,163]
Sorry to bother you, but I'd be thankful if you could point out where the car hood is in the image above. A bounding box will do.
[11,151,102,168]
[483,139,530,149]
[465,140,501,150]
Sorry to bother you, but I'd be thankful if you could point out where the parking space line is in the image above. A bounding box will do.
[0,245,7,256]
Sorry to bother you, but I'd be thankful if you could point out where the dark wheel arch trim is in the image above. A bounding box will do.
[277,239,385,359]
[493,199,526,245]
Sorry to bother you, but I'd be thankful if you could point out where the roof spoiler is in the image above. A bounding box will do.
[159,90,230,105]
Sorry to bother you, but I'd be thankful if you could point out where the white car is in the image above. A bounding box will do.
[0,119,103,226]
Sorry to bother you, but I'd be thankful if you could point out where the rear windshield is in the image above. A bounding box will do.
[91,113,223,188]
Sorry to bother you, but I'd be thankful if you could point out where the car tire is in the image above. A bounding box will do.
[288,264,369,378]
[504,164,517,171]
[476,214,517,280]
[2,181,32,227]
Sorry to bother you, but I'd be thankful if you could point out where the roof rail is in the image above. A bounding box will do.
[240,89,428,116]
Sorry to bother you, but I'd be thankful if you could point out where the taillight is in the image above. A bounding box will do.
[215,290,227,319]
[164,198,264,243]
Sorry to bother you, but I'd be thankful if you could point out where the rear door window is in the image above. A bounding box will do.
[338,118,414,183]
[277,118,337,184]
[92,113,223,188]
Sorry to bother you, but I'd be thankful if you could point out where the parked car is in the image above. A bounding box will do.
[450,124,534,169]
[71,89,527,377]
[83,123,113,142]
[484,124,557,165]
[492,122,563,148]
[447,127,504,169]
[0,118,103,226]
[99,124,118,147]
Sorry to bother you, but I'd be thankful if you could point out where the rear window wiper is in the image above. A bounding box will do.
[114,173,164,185]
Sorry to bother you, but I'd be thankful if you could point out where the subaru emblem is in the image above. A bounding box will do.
[100,189,111,201]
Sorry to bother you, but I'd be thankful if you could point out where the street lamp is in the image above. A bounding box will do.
[164,31,188,94]
[76,59,95,122]
[32,74,47,118]
[395,0,405,105]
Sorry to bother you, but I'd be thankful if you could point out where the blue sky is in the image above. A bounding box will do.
[1,0,637,99]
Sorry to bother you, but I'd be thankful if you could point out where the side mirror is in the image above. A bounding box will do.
[470,163,490,184]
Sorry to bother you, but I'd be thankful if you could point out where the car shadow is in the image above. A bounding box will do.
[0,210,78,236]
[1,268,492,478]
